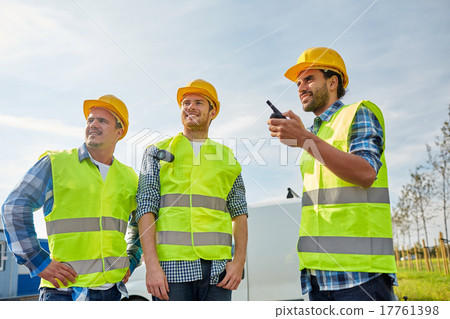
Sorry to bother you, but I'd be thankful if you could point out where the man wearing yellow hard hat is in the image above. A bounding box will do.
[1,95,141,301]
[268,47,397,301]
[136,79,248,301]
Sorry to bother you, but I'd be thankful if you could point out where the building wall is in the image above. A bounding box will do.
[0,230,18,299]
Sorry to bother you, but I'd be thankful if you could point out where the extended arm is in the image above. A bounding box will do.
[135,146,169,299]
[138,212,169,300]
[217,214,248,290]
[217,174,248,290]
[268,110,376,188]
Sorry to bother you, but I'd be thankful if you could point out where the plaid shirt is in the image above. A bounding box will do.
[300,100,397,294]
[1,144,142,277]
[135,142,247,285]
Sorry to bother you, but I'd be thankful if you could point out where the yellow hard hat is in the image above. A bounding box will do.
[83,94,129,140]
[177,79,220,119]
[284,47,348,88]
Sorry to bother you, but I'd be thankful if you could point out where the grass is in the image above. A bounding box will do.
[394,259,450,301]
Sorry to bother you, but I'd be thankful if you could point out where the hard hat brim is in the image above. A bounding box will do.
[83,100,128,140]
[177,87,220,119]
[284,62,348,88]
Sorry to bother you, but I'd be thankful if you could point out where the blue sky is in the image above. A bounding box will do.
[1,0,449,240]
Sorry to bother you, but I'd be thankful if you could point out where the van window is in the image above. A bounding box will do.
[0,241,7,271]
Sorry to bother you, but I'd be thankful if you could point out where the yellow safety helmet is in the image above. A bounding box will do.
[83,94,129,140]
[177,79,220,119]
[284,47,348,88]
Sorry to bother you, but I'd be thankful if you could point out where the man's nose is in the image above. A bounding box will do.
[184,102,194,110]
[88,118,100,128]
[298,82,307,94]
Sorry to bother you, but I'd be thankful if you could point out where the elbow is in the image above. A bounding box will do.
[359,169,377,189]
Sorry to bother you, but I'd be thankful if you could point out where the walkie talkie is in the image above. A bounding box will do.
[267,100,286,119]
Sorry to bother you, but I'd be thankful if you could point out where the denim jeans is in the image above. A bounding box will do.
[309,273,397,301]
[39,285,122,301]
[153,260,232,301]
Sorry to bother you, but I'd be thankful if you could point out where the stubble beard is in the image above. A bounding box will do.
[302,84,329,113]
[86,139,103,149]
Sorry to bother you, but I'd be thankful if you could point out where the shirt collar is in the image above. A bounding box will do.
[78,143,90,162]
[77,143,115,164]
[318,100,344,122]
[309,100,344,130]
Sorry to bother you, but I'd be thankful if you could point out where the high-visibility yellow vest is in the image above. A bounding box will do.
[298,100,397,273]
[41,148,138,288]
[154,133,241,261]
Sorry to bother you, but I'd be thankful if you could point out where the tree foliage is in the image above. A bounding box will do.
[393,105,449,247]
[426,104,450,240]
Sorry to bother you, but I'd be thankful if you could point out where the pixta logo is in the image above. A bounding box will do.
[125,129,325,170]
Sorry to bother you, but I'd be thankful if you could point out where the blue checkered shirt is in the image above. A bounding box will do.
[1,144,142,278]
[300,100,397,294]
[135,142,247,285]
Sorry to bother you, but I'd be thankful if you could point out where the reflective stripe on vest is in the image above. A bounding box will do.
[46,217,128,236]
[154,134,241,261]
[298,101,397,273]
[160,194,228,212]
[298,236,394,256]
[63,256,129,275]
[40,148,138,288]
[157,231,232,247]
[302,187,390,207]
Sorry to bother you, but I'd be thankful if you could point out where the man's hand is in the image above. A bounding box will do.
[122,268,131,284]
[216,260,244,291]
[138,212,170,300]
[267,110,308,147]
[269,109,377,188]
[38,260,78,288]
[217,214,247,291]
[145,264,170,300]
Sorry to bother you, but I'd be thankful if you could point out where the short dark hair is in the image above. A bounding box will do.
[320,69,346,99]
[115,119,123,130]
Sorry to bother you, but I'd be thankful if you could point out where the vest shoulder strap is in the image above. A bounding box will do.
[39,148,77,161]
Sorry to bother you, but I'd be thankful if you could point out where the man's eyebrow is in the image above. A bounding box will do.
[297,74,314,85]
[87,116,110,123]
[183,99,205,103]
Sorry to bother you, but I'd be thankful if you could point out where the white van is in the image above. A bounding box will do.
[124,197,308,301]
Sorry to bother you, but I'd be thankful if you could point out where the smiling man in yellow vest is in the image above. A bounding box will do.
[136,79,248,301]
[268,47,397,301]
[1,95,140,301]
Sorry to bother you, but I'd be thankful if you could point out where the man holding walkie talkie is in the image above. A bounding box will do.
[136,79,248,301]
[268,47,397,301]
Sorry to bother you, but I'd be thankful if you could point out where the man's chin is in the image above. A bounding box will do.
[183,119,201,127]
[86,139,103,149]
[302,103,312,112]
[302,101,319,113]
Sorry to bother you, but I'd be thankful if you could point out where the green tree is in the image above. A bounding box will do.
[426,105,450,240]
[392,186,413,248]
[406,165,435,248]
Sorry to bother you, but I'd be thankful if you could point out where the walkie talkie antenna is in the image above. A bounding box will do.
[267,100,286,119]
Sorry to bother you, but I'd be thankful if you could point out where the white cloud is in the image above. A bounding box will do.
[0,3,77,61]
[0,113,83,137]
[0,0,449,220]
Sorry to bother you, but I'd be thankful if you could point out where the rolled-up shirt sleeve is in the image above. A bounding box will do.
[136,146,161,222]
[126,210,142,274]
[1,156,52,277]
[227,173,248,219]
[348,105,384,175]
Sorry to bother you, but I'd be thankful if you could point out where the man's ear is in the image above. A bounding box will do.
[209,108,217,119]
[116,128,124,140]
[328,75,338,91]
